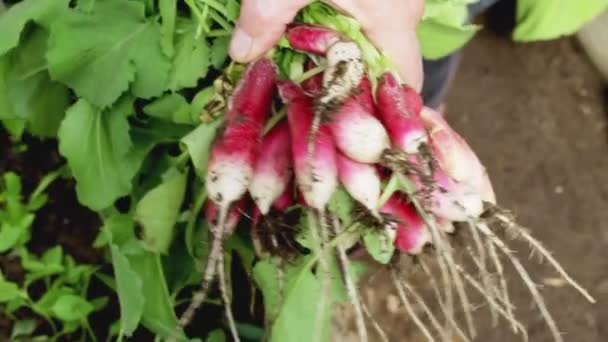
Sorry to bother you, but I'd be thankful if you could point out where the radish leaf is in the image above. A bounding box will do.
[58,99,135,210]
[1,28,69,138]
[0,0,68,56]
[135,167,187,254]
[168,21,210,91]
[47,0,170,108]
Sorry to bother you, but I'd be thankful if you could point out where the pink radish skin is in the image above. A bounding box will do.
[329,77,390,163]
[380,196,431,255]
[301,72,324,97]
[206,58,276,207]
[303,75,388,163]
[336,152,381,216]
[376,73,428,153]
[420,107,496,204]
[271,185,294,212]
[426,166,484,222]
[401,84,423,117]
[249,122,292,215]
[285,23,341,55]
[279,81,338,210]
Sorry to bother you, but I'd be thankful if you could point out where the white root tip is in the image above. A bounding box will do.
[249,174,287,215]
[206,158,253,206]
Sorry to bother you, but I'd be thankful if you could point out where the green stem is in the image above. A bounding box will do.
[263,107,287,135]
[292,65,325,84]
[83,319,98,342]
[29,165,68,203]
[18,64,48,80]
[207,29,231,37]
[185,188,207,256]
[209,9,232,31]
[199,0,233,22]
[174,151,191,169]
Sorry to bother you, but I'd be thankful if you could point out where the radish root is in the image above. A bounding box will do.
[177,206,228,331]
[390,267,436,342]
[474,222,563,342]
[454,262,529,342]
[311,210,332,342]
[360,297,390,342]
[217,251,241,342]
[419,257,470,342]
[331,215,369,342]
[486,209,595,303]
[486,238,517,332]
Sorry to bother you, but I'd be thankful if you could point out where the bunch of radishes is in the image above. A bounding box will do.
[175,23,594,342]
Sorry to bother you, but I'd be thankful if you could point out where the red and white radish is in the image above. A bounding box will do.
[278,81,338,210]
[285,23,341,55]
[380,195,431,255]
[336,152,381,216]
[249,121,292,215]
[180,58,275,335]
[375,73,427,154]
[419,107,496,204]
[328,77,390,163]
[206,58,276,207]
[424,165,484,222]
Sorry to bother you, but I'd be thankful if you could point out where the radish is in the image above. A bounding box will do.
[179,58,276,337]
[419,107,496,204]
[302,69,388,164]
[316,40,364,116]
[336,152,381,216]
[421,163,484,222]
[379,195,431,255]
[285,24,364,105]
[285,23,341,55]
[301,70,324,96]
[328,77,390,163]
[278,81,337,210]
[206,58,276,207]
[285,24,364,164]
[271,185,295,212]
[249,121,292,215]
[375,73,427,154]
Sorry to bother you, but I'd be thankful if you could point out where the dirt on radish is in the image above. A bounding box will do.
[332,29,608,342]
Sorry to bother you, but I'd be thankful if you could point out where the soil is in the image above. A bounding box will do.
[2,19,608,342]
[336,28,608,342]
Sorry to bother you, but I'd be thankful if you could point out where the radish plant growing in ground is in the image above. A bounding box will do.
[0,0,596,341]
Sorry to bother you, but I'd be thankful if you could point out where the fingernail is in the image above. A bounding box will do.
[229,27,253,61]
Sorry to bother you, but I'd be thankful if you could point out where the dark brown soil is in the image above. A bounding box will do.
[343,29,608,342]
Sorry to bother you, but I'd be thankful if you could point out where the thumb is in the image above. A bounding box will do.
[229,0,310,62]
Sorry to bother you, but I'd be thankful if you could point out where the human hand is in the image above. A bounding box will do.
[229,0,425,90]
